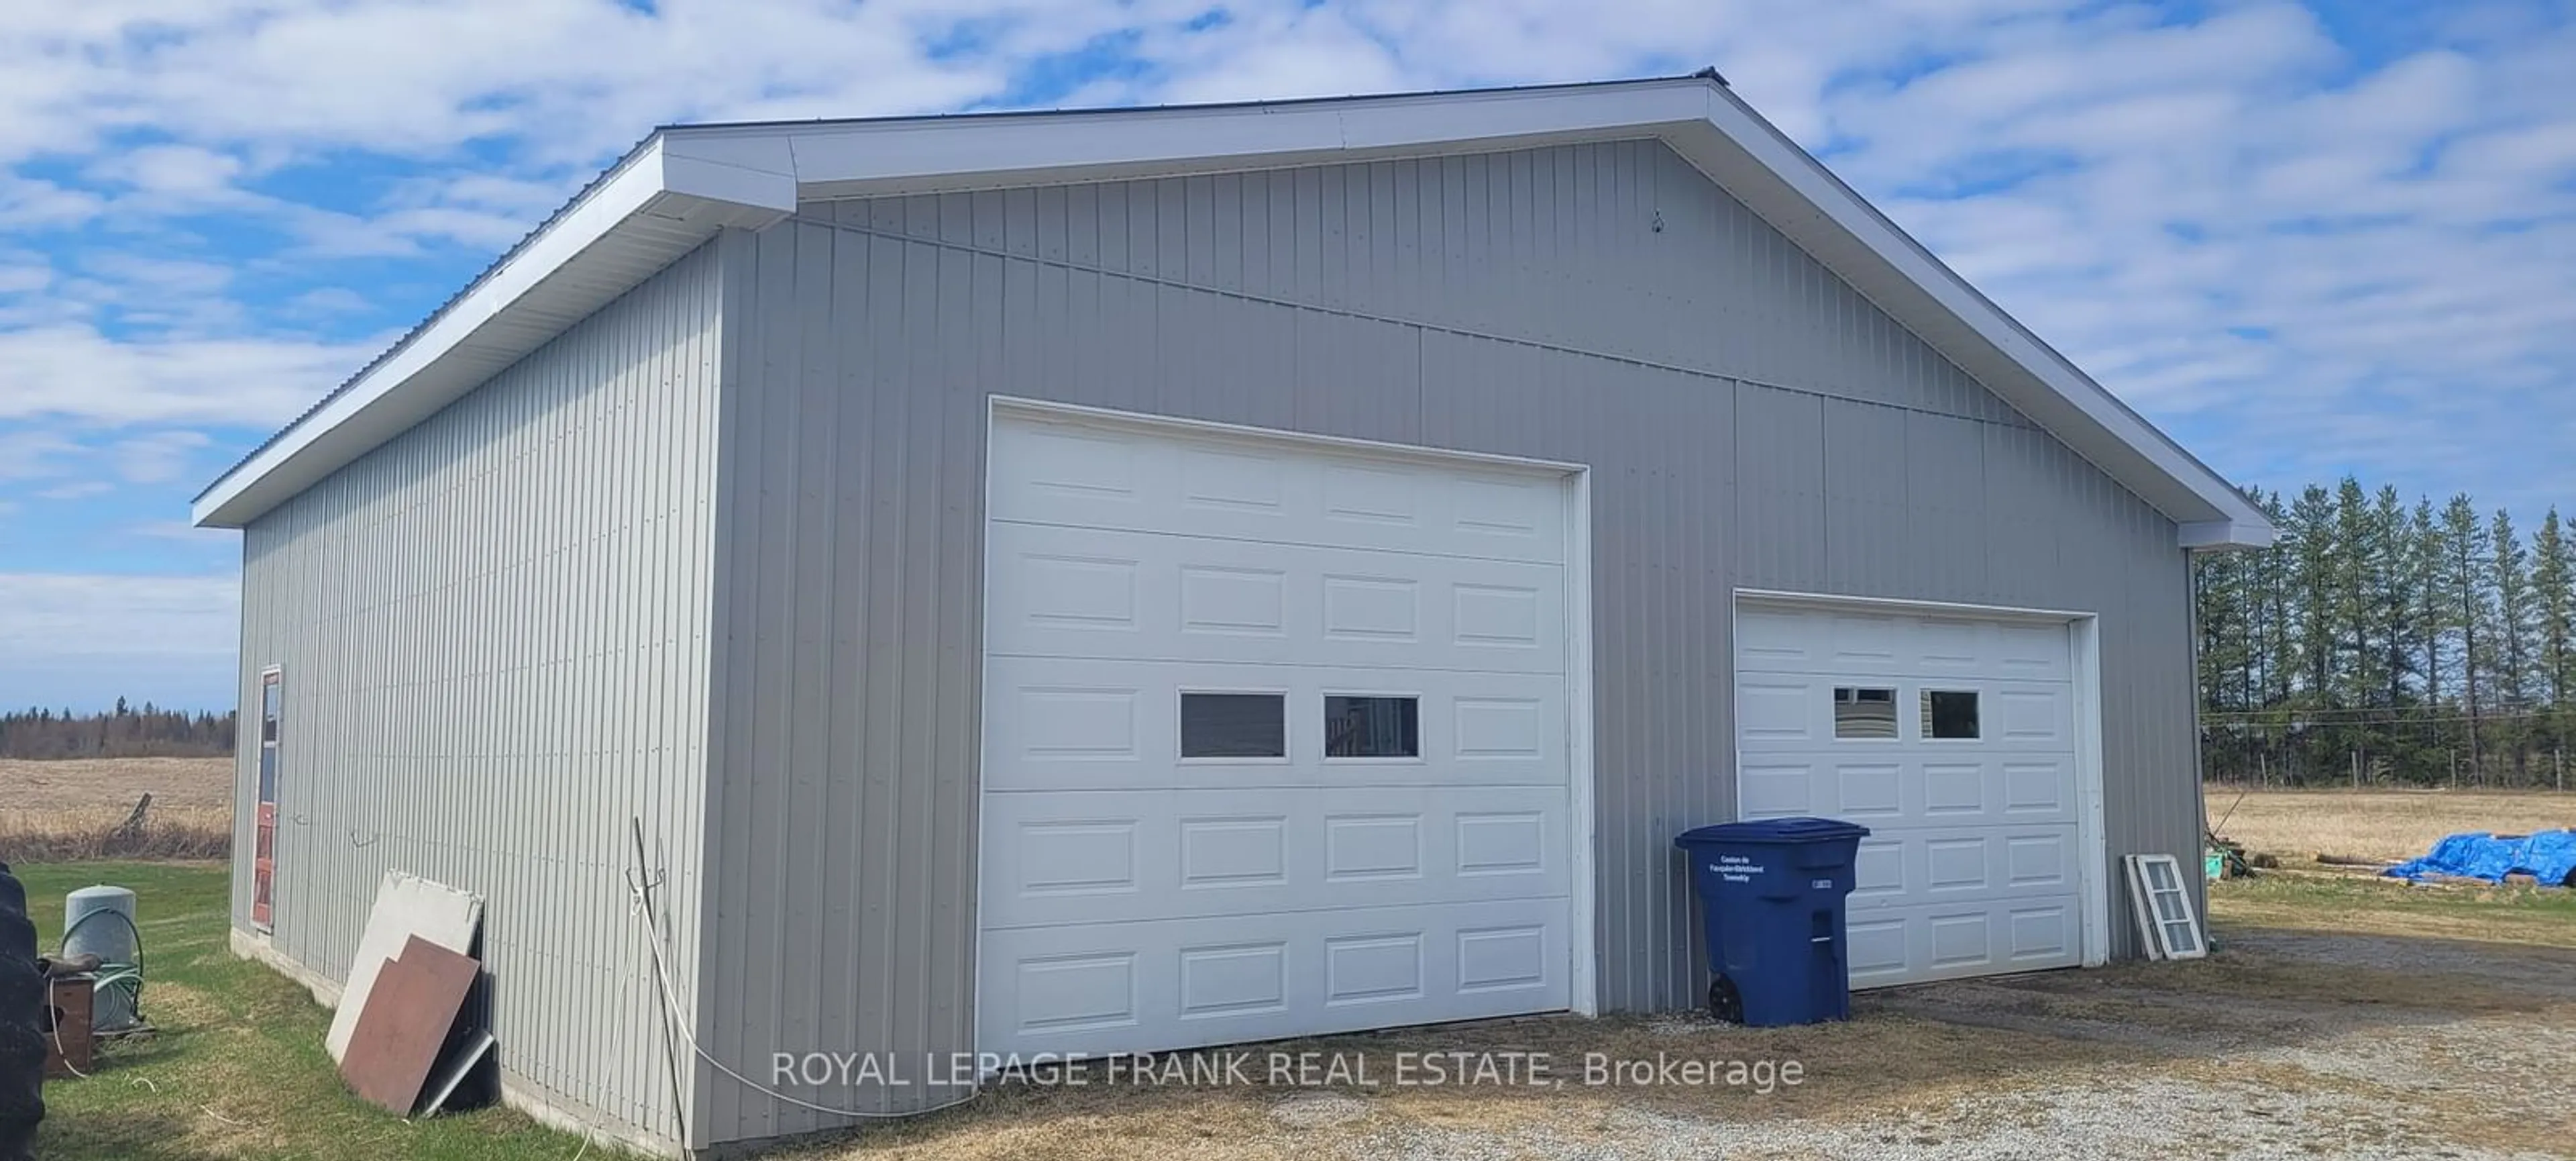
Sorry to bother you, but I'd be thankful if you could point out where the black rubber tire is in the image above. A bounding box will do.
[0,862,44,1161]
[0,869,32,1020]
[0,872,21,936]
[1707,974,1745,1025]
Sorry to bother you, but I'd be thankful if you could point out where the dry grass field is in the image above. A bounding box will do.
[2207,785,2576,864]
[0,756,233,810]
[0,756,233,860]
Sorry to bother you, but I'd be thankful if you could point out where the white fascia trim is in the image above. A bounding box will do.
[2178,519,2279,551]
[189,137,795,528]
[659,81,1713,199]
[1685,86,2271,550]
[1733,587,2094,624]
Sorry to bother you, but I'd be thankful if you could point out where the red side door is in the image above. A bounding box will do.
[253,668,280,931]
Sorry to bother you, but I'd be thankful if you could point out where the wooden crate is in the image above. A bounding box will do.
[44,976,95,1078]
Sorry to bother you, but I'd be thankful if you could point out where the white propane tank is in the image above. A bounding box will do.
[64,885,139,1030]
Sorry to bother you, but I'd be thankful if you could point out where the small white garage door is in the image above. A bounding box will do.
[977,409,1576,1058]
[1733,603,2089,988]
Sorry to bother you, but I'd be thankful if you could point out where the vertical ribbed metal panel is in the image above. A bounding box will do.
[702,139,2199,1144]
[230,240,724,1149]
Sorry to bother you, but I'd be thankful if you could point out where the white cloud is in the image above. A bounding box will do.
[112,430,213,484]
[0,430,77,481]
[282,287,372,316]
[0,0,2570,523]
[127,520,235,543]
[427,173,581,217]
[0,423,223,506]
[0,0,1061,166]
[0,262,45,296]
[0,572,238,711]
[0,324,382,425]
[76,254,234,300]
[47,255,249,335]
[84,144,248,196]
[369,205,541,252]
[0,175,103,230]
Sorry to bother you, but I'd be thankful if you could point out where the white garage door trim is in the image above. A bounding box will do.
[973,396,1599,1065]
[1730,589,2110,983]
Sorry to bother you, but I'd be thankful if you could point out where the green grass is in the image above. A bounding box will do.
[14,861,593,1160]
[2209,871,2576,949]
[11,862,2566,1160]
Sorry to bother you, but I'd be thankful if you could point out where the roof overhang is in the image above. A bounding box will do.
[195,77,2274,549]
[189,140,795,527]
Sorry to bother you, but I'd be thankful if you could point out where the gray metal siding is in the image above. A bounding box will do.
[702,139,2200,1143]
[231,240,724,1148]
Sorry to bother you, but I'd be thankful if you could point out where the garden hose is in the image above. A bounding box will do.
[59,909,144,1034]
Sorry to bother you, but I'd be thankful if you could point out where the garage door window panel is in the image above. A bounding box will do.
[1833,687,1898,740]
[1181,692,1288,760]
[1325,695,1421,760]
[1921,689,1981,740]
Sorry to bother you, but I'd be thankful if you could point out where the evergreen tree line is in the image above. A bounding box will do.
[2195,478,2575,789]
[0,700,237,760]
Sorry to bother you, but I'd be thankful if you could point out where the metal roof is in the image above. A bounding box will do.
[192,74,2273,548]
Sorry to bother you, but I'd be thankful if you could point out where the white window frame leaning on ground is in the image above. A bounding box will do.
[2123,853,2206,960]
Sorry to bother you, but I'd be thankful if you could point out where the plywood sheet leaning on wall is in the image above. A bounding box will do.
[325,872,482,1064]
[339,936,479,1115]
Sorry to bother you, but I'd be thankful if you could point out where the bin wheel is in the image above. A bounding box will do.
[1707,975,1743,1025]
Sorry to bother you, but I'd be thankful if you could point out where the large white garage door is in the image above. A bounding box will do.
[1734,603,2088,989]
[977,409,1576,1058]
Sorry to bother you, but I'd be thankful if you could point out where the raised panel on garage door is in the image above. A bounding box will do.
[981,785,1570,928]
[1733,603,2087,989]
[987,523,1566,674]
[977,897,1568,1056]
[989,415,1567,564]
[1736,607,2073,683]
[980,409,1577,1059]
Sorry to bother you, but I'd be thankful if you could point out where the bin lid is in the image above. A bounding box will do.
[1673,817,1872,847]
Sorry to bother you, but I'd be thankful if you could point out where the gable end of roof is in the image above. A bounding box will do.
[193,77,2272,550]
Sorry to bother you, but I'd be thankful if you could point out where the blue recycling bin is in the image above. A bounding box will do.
[1673,817,1871,1026]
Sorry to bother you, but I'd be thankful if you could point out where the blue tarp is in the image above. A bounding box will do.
[2384,829,2576,886]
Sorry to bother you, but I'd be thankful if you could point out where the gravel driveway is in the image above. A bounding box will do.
[796,922,2576,1161]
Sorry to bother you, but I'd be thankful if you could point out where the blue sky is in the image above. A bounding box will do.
[3,0,2573,712]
